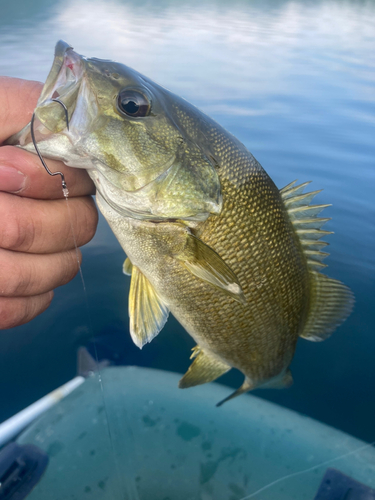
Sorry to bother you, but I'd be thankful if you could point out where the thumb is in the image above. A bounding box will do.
[0,77,42,144]
[0,77,95,198]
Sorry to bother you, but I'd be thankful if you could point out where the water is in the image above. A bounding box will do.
[0,0,374,455]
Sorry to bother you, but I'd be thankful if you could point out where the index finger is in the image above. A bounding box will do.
[0,145,95,199]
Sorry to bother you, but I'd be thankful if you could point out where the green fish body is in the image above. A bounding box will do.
[8,41,354,404]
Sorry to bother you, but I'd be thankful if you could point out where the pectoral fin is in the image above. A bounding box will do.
[176,233,246,304]
[123,257,133,276]
[178,348,230,388]
[129,265,169,349]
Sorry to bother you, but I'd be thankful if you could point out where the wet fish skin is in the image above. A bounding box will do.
[7,41,353,403]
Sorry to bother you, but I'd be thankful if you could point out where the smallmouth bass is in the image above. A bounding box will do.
[8,41,354,404]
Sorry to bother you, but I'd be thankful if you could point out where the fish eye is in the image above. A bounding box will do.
[117,90,150,118]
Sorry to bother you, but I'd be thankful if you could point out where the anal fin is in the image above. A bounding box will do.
[179,348,230,389]
[129,265,169,349]
[301,271,354,341]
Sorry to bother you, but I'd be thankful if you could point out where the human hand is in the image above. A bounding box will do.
[0,77,98,329]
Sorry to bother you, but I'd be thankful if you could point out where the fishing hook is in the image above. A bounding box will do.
[30,98,70,191]
[51,98,70,132]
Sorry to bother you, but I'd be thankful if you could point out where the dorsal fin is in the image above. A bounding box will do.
[280,180,332,270]
[281,181,354,340]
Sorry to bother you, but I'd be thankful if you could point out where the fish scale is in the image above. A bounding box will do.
[158,108,308,385]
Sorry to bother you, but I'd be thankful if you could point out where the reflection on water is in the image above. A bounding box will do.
[0,0,374,452]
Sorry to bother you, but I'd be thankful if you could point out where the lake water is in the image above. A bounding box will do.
[0,0,374,461]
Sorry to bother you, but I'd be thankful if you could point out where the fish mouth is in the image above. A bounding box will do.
[6,40,87,148]
[35,40,84,133]
[39,40,77,103]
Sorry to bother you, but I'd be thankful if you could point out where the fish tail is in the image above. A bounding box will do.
[216,377,254,407]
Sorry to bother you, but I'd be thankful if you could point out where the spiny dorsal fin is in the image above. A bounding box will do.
[296,228,333,240]
[280,180,311,198]
[292,217,331,230]
[288,204,330,218]
[280,180,332,270]
[129,265,169,349]
[176,233,246,304]
[299,240,329,251]
[300,271,354,341]
[284,190,323,208]
[304,249,330,262]
[178,348,230,389]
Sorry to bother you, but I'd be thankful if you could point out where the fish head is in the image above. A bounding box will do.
[8,40,222,221]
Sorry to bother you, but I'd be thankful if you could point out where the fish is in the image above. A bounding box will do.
[7,40,354,405]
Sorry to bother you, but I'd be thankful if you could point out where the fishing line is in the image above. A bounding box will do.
[31,105,127,499]
[238,439,375,500]
[64,198,128,500]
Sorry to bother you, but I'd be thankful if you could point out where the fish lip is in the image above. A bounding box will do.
[39,40,74,103]
[38,40,84,106]
[4,41,83,147]
[30,40,86,138]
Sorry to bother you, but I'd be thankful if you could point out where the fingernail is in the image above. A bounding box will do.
[0,165,27,193]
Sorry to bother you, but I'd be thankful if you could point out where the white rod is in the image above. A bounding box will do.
[0,376,85,448]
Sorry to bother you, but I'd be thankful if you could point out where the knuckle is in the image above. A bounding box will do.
[0,250,33,297]
[60,250,81,285]
[14,261,34,296]
[1,213,35,252]
[76,197,98,246]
